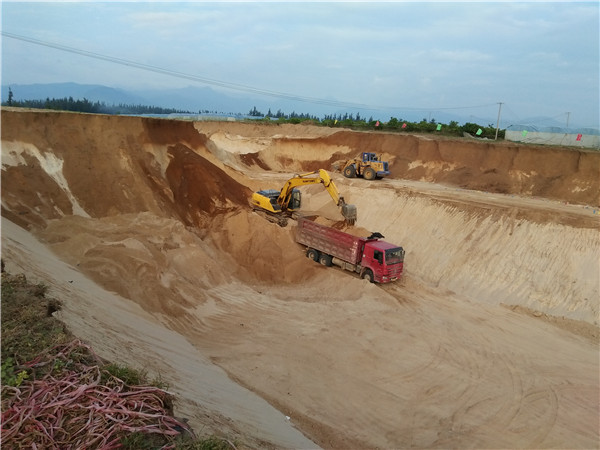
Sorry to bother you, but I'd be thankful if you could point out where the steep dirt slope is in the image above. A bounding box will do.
[2,109,598,449]
[1,111,250,231]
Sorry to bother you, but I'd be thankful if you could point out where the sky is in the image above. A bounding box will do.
[1,1,599,128]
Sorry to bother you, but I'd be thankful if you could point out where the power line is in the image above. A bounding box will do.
[3,31,498,113]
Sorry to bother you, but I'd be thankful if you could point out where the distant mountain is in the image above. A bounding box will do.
[131,85,262,115]
[3,82,146,106]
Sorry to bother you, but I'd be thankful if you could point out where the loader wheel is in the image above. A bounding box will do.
[343,165,356,178]
[319,254,332,267]
[307,248,320,262]
[364,167,376,181]
[361,269,374,283]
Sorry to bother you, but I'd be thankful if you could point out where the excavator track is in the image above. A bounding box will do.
[251,207,289,227]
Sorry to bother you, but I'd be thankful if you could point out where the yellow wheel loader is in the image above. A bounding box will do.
[341,152,390,180]
[251,169,357,226]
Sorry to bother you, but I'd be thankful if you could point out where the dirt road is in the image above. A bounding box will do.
[2,109,598,448]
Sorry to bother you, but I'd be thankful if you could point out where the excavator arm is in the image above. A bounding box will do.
[252,169,357,225]
[277,170,335,207]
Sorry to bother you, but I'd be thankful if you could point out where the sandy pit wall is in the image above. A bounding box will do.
[2,109,598,328]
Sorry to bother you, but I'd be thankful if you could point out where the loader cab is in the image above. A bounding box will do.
[363,152,378,162]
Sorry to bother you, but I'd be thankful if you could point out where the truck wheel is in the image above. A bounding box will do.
[343,165,356,178]
[307,249,320,262]
[361,269,374,283]
[319,254,332,266]
[364,167,376,181]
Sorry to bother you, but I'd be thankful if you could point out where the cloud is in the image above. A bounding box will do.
[128,11,201,29]
[427,49,493,64]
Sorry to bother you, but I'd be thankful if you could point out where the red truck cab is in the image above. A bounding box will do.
[361,240,405,283]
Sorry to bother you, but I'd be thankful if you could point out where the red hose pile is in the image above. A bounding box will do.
[1,340,192,448]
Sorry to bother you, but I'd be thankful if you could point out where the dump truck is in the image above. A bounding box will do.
[296,216,405,283]
[341,152,390,180]
[251,169,357,226]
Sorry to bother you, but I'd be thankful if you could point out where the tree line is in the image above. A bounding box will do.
[4,96,192,116]
[3,88,192,115]
[249,106,504,139]
[1,88,503,139]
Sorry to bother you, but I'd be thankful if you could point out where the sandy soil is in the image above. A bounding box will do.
[1,109,599,449]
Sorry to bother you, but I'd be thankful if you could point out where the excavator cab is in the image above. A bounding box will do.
[288,189,301,210]
[252,188,301,212]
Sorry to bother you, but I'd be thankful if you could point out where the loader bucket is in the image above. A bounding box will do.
[341,203,358,225]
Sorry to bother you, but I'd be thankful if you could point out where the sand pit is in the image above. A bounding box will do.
[2,109,599,449]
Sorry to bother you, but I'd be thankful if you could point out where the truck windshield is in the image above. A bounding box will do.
[385,247,405,265]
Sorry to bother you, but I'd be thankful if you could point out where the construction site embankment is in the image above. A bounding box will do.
[2,109,598,449]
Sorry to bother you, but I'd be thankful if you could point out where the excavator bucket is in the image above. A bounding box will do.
[341,203,357,225]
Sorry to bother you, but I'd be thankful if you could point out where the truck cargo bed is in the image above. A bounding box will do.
[296,216,366,265]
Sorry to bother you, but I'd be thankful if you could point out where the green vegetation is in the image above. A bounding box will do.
[1,273,70,369]
[247,106,504,139]
[321,116,504,139]
[1,268,238,449]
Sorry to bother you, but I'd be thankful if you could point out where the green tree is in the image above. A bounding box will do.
[387,117,399,129]
[248,106,262,117]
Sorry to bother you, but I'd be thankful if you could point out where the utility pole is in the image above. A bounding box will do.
[494,102,503,140]
[566,112,570,128]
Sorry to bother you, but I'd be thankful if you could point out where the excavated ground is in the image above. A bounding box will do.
[2,108,599,449]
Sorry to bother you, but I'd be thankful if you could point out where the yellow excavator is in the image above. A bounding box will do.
[251,169,357,226]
